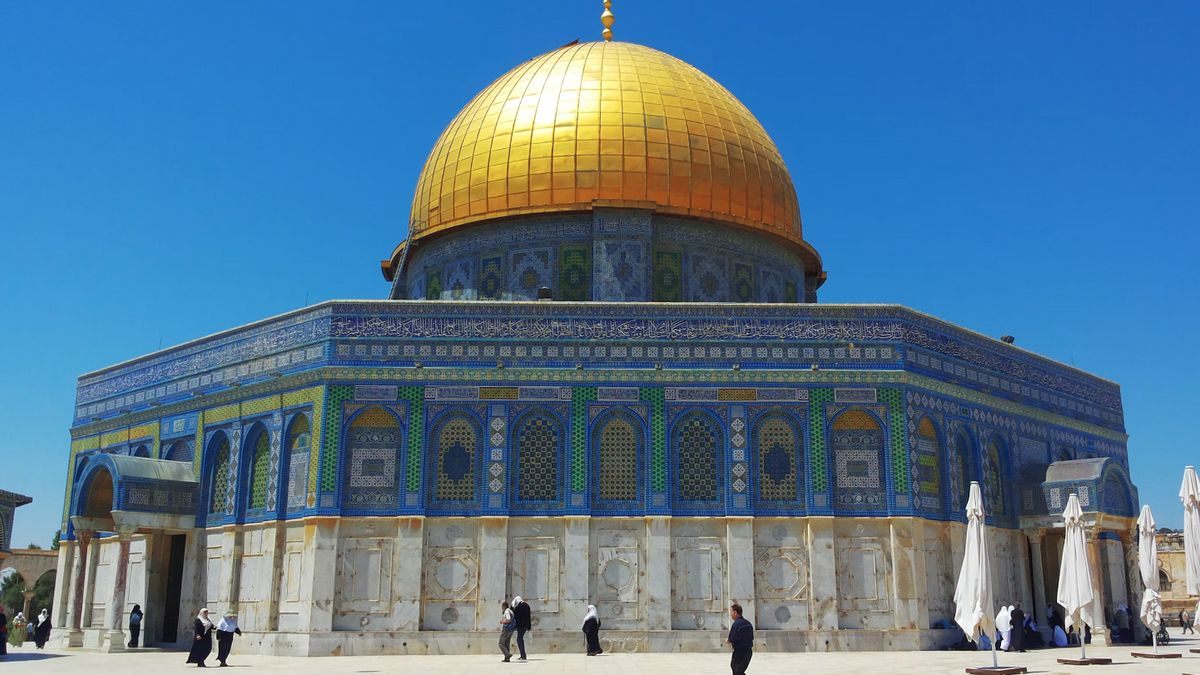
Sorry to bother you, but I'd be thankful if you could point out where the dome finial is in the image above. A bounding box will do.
[601,1,614,41]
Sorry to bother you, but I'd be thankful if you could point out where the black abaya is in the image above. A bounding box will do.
[583,617,602,655]
[33,619,50,648]
[186,618,213,666]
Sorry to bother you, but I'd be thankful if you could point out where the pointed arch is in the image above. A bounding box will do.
[426,409,482,508]
[206,431,232,516]
[950,427,976,514]
[983,433,1008,517]
[284,412,312,511]
[131,444,150,458]
[244,422,272,512]
[671,409,724,510]
[511,408,564,509]
[754,410,803,506]
[342,406,404,510]
[830,408,886,511]
[164,440,193,463]
[591,409,645,513]
[913,416,943,512]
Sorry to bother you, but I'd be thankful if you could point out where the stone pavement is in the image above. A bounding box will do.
[5,637,1200,675]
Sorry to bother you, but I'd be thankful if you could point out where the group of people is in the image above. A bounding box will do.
[1,608,53,654]
[185,608,242,668]
[496,598,755,674]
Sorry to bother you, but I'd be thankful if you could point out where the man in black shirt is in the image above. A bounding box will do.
[727,603,753,675]
[511,596,531,661]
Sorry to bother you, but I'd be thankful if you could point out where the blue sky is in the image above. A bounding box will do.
[1,1,1197,547]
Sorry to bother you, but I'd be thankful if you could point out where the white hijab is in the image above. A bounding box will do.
[995,605,1012,632]
[14,612,24,622]
[38,609,49,626]
[583,604,598,628]
[217,613,238,632]
[197,608,213,629]
[511,596,524,607]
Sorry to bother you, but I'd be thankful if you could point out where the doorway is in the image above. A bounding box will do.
[161,534,186,642]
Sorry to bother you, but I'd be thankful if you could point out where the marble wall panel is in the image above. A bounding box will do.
[205,535,223,613]
[333,521,400,630]
[834,521,893,630]
[238,527,271,629]
[921,525,955,629]
[753,520,811,630]
[276,524,306,631]
[670,520,727,630]
[89,539,117,626]
[592,521,643,627]
[422,521,480,631]
[507,520,564,628]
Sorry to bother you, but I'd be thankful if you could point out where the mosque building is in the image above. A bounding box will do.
[52,5,1141,655]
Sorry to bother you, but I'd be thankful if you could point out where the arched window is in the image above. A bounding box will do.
[247,427,271,510]
[514,412,562,506]
[593,413,642,509]
[285,414,311,510]
[1160,569,1172,592]
[914,417,942,511]
[830,409,885,511]
[433,415,478,503]
[673,411,722,508]
[951,429,974,512]
[164,440,193,463]
[208,434,232,515]
[131,444,150,458]
[343,406,402,509]
[983,436,1007,516]
[756,414,800,504]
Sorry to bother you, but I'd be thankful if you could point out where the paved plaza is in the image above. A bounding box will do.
[6,638,1200,675]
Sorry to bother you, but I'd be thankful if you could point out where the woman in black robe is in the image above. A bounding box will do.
[185,608,214,667]
[582,604,602,656]
[33,609,51,649]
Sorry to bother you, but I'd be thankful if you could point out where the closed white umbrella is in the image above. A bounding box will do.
[1058,492,1097,660]
[1136,505,1162,652]
[1181,467,1200,597]
[953,481,998,668]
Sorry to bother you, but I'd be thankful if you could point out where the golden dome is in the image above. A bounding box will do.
[405,40,818,263]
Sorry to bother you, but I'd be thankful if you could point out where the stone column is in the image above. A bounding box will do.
[53,541,75,628]
[22,589,34,620]
[394,517,424,631]
[81,536,101,629]
[1086,528,1110,645]
[645,516,671,630]
[1027,531,1049,632]
[476,517,509,630]
[562,516,590,629]
[727,517,755,625]
[67,530,93,646]
[265,523,286,631]
[808,517,838,632]
[297,517,338,632]
[176,532,205,644]
[103,528,135,652]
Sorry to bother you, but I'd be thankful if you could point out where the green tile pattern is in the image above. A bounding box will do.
[808,388,832,492]
[880,388,908,495]
[321,385,353,493]
[400,386,424,492]
[640,387,666,491]
[571,387,597,491]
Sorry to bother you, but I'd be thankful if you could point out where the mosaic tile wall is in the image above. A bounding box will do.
[395,212,809,303]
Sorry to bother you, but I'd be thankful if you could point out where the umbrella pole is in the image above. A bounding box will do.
[1152,624,1158,654]
[992,632,998,668]
[1080,625,1087,660]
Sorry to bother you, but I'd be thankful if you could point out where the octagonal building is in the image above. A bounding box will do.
[52,33,1140,655]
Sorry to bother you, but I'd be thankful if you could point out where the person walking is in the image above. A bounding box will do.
[127,604,143,648]
[8,612,25,648]
[511,596,531,661]
[1181,608,1195,635]
[186,608,214,667]
[1114,603,1131,643]
[582,604,602,656]
[498,601,515,663]
[215,611,242,667]
[727,603,753,675]
[32,610,50,649]
[1008,603,1026,653]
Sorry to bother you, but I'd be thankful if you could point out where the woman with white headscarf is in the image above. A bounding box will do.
[9,612,26,648]
[215,611,242,667]
[995,605,1012,651]
[582,604,602,656]
[185,608,214,667]
[33,609,50,649]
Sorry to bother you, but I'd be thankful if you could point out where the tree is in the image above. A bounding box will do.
[25,543,42,550]
[50,531,60,551]
[0,572,25,616]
